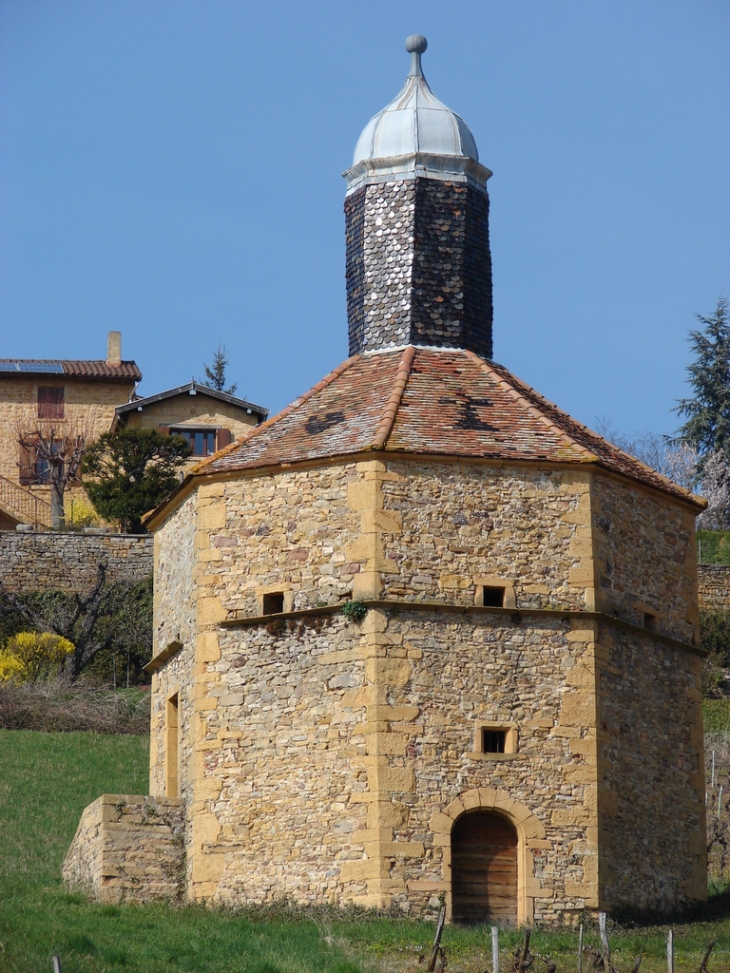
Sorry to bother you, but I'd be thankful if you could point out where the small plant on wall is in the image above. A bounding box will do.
[340,600,368,623]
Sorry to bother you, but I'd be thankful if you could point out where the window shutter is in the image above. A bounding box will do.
[37,386,65,419]
[18,442,33,484]
[217,428,232,448]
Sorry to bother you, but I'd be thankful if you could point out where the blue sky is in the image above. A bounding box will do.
[1,0,728,438]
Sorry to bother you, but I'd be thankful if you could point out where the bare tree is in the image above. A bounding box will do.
[16,417,91,529]
[697,451,730,530]
[594,418,699,491]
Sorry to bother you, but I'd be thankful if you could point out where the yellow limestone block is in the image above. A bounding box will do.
[192,852,225,884]
[365,658,412,687]
[361,509,403,534]
[197,502,226,530]
[559,692,596,727]
[196,631,221,662]
[197,596,226,626]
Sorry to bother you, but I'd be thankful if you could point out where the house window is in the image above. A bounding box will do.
[37,386,64,419]
[171,428,217,457]
[19,439,63,484]
[482,586,505,608]
[482,729,507,753]
[262,592,285,615]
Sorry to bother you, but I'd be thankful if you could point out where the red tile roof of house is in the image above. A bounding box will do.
[0,359,141,380]
[196,347,700,506]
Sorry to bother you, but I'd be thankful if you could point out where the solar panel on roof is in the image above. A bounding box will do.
[0,363,19,371]
[16,362,64,373]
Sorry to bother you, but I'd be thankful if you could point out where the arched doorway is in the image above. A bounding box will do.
[451,810,518,925]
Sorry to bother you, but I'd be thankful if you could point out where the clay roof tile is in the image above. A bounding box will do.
[198,347,701,506]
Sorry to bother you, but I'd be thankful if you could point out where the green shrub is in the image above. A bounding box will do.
[697,530,730,565]
[701,608,730,668]
[704,699,730,734]
[341,600,369,622]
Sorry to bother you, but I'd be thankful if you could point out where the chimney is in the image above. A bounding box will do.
[107,331,122,366]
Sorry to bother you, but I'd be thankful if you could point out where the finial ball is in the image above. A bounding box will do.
[405,34,427,55]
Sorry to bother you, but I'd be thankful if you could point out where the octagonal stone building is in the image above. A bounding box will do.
[66,37,707,925]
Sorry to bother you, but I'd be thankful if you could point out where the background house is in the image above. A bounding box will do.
[0,334,268,530]
[0,332,140,530]
[113,382,268,470]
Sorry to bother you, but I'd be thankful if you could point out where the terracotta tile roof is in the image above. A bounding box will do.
[0,359,141,381]
[198,347,700,505]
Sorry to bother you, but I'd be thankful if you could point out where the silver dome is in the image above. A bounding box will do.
[352,36,479,166]
[344,36,490,194]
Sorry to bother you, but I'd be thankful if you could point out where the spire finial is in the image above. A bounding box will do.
[405,34,427,78]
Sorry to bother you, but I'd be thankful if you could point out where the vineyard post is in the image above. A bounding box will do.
[577,923,584,973]
[599,912,610,969]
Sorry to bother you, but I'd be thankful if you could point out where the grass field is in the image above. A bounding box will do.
[1,729,730,973]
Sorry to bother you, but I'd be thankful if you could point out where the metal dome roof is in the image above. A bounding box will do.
[352,35,479,166]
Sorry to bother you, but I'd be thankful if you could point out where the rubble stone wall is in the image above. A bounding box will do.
[197,466,364,618]
[380,461,594,611]
[591,474,698,643]
[157,606,597,922]
[596,623,706,909]
[62,794,185,903]
[0,530,152,594]
[138,455,704,919]
[149,490,197,853]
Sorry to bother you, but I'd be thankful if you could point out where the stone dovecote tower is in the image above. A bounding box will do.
[65,37,707,926]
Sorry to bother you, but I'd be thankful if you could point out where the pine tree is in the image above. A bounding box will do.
[675,298,730,463]
[201,344,238,396]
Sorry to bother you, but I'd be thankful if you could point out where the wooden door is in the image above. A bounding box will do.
[451,811,517,925]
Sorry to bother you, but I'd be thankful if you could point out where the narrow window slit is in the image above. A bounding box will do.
[263,592,285,615]
[482,586,505,608]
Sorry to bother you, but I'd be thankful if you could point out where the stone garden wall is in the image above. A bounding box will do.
[0,531,152,594]
[698,564,730,612]
[63,794,184,903]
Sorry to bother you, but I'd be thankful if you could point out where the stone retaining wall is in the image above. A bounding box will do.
[698,564,730,612]
[63,794,185,903]
[0,531,152,594]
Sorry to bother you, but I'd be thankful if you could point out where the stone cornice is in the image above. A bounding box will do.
[217,599,704,658]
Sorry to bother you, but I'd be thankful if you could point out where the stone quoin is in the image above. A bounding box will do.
[64,36,707,924]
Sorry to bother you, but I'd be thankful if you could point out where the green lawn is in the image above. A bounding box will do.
[1,727,729,972]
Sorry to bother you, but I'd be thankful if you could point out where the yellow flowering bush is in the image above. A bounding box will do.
[0,632,75,684]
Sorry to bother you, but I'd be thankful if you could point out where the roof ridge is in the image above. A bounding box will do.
[192,355,361,474]
[370,346,416,449]
[466,352,597,461]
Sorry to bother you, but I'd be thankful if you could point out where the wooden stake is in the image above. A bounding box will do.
[718,785,724,819]
[577,923,584,973]
[699,940,716,973]
[491,925,499,973]
[427,904,446,973]
[515,928,531,970]
[666,928,674,973]
[599,912,610,969]
[712,750,716,788]
[52,959,62,973]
